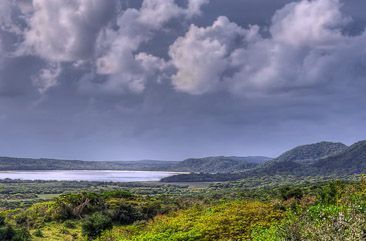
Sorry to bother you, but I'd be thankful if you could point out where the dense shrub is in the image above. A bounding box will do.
[63,220,76,229]
[33,229,44,237]
[0,225,31,241]
[82,212,113,240]
[279,186,304,201]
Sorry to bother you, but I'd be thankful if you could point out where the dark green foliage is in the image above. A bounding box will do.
[109,203,142,225]
[82,212,113,240]
[0,214,5,226]
[101,190,132,199]
[33,229,44,237]
[63,220,76,229]
[318,182,338,205]
[0,222,31,241]
[11,228,31,241]
[54,192,107,220]
[279,186,304,201]
[0,225,16,241]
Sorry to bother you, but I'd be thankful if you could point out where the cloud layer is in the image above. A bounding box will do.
[2,0,365,97]
[0,0,365,160]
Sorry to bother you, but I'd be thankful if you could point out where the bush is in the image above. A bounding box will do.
[12,228,31,241]
[0,214,5,226]
[33,229,44,237]
[102,190,132,199]
[82,212,113,240]
[319,182,338,205]
[63,220,76,229]
[0,218,31,241]
[279,186,304,201]
[0,225,16,241]
[109,203,143,225]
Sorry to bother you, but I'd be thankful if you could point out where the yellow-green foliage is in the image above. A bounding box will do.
[108,201,284,241]
[31,222,82,241]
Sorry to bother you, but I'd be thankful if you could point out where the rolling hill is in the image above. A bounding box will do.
[250,141,349,176]
[275,142,348,163]
[313,140,366,175]
[171,156,271,173]
[0,157,178,171]
[162,141,366,182]
[0,156,271,173]
[3,140,366,183]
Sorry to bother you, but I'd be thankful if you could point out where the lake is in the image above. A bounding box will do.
[0,170,180,182]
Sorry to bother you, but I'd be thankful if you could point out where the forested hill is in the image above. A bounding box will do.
[170,156,271,173]
[0,156,270,173]
[0,157,178,171]
[162,141,366,182]
[313,140,366,174]
[274,142,348,163]
[250,141,350,176]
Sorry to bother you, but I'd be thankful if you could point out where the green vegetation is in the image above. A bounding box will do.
[82,212,113,239]
[0,175,366,240]
[0,214,31,241]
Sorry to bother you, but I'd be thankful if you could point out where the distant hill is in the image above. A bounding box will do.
[256,141,366,177]
[162,141,366,182]
[0,157,178,171]
[0,155,271,174]
[275,142,348,163]
[171,156,271,173]
[313,141,366,175]
[251,141,349,176]
[4,140,366,183]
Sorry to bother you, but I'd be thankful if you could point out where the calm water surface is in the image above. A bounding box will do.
[0,170,180,182]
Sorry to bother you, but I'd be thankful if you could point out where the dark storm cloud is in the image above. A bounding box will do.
[0,0,365,160]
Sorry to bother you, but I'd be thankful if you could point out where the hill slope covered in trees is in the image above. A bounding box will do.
[162,141,366,182]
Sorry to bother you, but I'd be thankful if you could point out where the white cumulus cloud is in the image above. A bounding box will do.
[94,0,208,93]
[169,16,258,94]
[23,0,116,62]
[170,0,366,97]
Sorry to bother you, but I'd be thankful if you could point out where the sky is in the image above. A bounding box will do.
[0,0,366,161]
